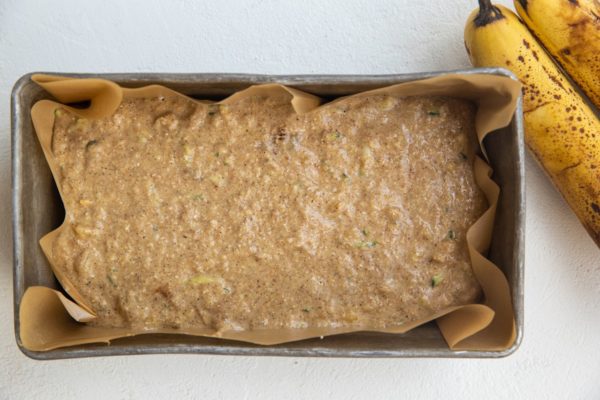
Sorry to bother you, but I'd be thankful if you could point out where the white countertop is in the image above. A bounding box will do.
[1,0,599,398]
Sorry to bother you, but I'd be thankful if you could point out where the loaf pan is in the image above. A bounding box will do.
[11,68,524,359]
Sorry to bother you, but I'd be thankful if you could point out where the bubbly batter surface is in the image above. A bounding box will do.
[50,92,485,331]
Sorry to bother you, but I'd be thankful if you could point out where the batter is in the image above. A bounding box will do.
[49,92,485,332]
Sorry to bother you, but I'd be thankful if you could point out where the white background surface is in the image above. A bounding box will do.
[1,0,599,398]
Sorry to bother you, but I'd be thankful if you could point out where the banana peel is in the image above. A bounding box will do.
[465,0,600,247]
[515,0,600,109]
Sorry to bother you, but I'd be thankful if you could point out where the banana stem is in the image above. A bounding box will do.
[475,0,505,27]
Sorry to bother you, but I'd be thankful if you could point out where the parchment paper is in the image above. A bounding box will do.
[21,73,521,351]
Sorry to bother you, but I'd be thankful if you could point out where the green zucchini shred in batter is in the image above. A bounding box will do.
[106,273,117,287]
[326,131,342,141]
[431,274,443,288]
[355,240,377,248]
[85,139,98,150]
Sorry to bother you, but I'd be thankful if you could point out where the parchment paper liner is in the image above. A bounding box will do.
[21,73,521,352]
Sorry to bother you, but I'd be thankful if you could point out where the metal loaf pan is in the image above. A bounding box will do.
[12,68,524,359]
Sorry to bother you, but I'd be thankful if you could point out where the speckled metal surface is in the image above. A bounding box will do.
[12,68,524,360]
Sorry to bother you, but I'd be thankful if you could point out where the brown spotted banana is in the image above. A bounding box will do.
[515,0,600,109]
[465,0,600,247]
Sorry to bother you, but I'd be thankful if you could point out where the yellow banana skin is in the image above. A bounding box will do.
[465,2,600,247]
[515,0,600,109]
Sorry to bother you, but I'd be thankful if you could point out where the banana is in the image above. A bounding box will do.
[465,0,600,247]
[515,0,600,109]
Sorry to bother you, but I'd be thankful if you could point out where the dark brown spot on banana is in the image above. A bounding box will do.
[547,73,566,91]
[591,203,600,215]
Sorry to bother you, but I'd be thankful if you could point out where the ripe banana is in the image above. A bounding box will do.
[515,0,600,109]
[465,0,600,247]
